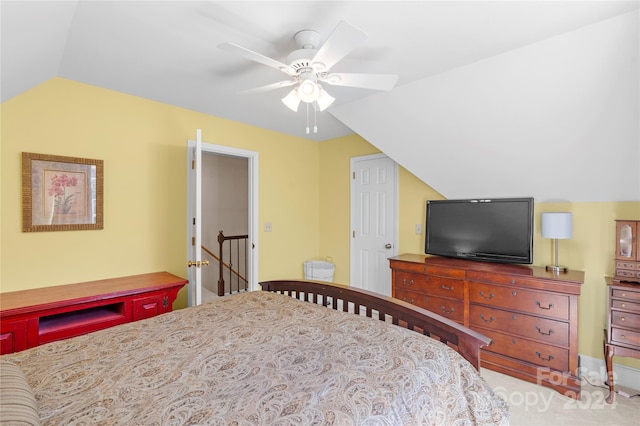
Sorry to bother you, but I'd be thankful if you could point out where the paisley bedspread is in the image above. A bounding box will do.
[3,291,509,425]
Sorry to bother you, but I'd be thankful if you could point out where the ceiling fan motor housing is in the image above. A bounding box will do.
[287,30,326,74]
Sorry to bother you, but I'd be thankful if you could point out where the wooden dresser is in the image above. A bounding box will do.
[0,272,188,355]
[390,254,584,398]
[604,279,640,403]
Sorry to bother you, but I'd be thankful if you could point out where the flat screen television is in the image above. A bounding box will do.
[425,197,534,265]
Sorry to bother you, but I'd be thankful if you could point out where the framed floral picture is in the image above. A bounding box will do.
[22,152,103,232]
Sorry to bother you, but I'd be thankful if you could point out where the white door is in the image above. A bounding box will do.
[187,130,203,306]
[350,154,397,296]
[187,130,260,306]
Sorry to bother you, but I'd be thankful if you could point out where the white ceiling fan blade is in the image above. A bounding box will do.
[218,42,295,76]
[241,80,297,95]
[312,21,367,71]
[322,73,399,91]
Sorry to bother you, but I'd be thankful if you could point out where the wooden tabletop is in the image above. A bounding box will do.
[1,272,188,314]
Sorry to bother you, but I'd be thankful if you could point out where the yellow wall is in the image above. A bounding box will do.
[0,78,320,306]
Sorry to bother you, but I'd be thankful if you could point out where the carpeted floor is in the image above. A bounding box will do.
[481,369,640,425]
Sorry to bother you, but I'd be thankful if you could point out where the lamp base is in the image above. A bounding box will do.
[546,264,569,273]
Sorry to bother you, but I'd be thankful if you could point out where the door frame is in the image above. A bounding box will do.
[186,139,259,306]
[349,153,398,290]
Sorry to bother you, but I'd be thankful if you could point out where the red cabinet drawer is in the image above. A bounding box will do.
[0,320,28,355]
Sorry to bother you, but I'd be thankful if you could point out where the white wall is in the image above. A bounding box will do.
[331,10,639,202]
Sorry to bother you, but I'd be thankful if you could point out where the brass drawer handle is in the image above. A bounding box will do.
[480,314,495,323]
[441,306,454,314]
[536,352,555,362]
[402,278,414,286]
[479,291,494,300]
[535,326,554,336]
[536,301,554,310]
[401,297,415,304]
[441,284,454,291]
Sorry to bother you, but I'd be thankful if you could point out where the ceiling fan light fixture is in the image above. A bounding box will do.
[281,89,301,112]
[298,79,320,103]
[316,87,335,111]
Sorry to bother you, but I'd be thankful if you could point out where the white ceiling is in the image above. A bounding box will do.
[2,1,639,202]
[2,0,638,141]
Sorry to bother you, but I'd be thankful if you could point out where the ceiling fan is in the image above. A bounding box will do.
[218,21,399,114]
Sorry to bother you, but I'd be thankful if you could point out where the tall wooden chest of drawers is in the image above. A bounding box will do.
[604,279,640,403]
[390,254,583,398]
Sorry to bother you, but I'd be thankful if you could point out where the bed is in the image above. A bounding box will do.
[1,280,509,425]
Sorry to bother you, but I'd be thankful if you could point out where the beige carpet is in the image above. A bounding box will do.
[481,368,640,425]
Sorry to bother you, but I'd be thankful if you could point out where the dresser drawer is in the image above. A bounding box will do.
[395,271,422,289]
[394,289,463,322]
[470,282,569,321]
[390,260,425,274]
[469,305,568,347]
[612,288,640,302]
[611,299,640,313]
[611,310,640,329]
[610,327,640,349]
[616,261,639,271]
[424,265,465,278]
[467,271,547,288]
[394,272,463,299]
[615,269,639,279]
[479,328,569,371]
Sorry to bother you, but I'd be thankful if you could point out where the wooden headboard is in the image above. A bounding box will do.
[260,279,492,371]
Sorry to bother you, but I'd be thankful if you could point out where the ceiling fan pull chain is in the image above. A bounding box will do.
[306,102,310,134]
[314,102,318,133]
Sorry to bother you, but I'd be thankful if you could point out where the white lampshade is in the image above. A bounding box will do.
[316,87,335,111]
[281,89,301,112]
[298,79,320,103]
[541,212,573,239]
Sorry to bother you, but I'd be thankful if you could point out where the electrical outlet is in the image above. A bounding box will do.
[415,224,423,235]
[264,222,272,232]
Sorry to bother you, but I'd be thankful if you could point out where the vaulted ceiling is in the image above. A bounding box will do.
[2,1,639,202]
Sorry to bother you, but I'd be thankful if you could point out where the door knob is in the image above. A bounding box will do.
[187,260,210,268]
[385,243,392,249]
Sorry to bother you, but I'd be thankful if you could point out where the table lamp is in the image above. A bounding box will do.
[541,212,573,273]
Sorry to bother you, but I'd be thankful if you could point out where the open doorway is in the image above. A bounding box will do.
[187,137,258,307]
[200,153,249,303]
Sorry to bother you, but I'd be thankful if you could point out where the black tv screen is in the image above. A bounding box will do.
[425,197,534,264]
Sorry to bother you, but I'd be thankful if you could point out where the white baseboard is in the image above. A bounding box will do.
[579,354,640,393]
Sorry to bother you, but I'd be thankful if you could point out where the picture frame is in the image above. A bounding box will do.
[22,152,103,232]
